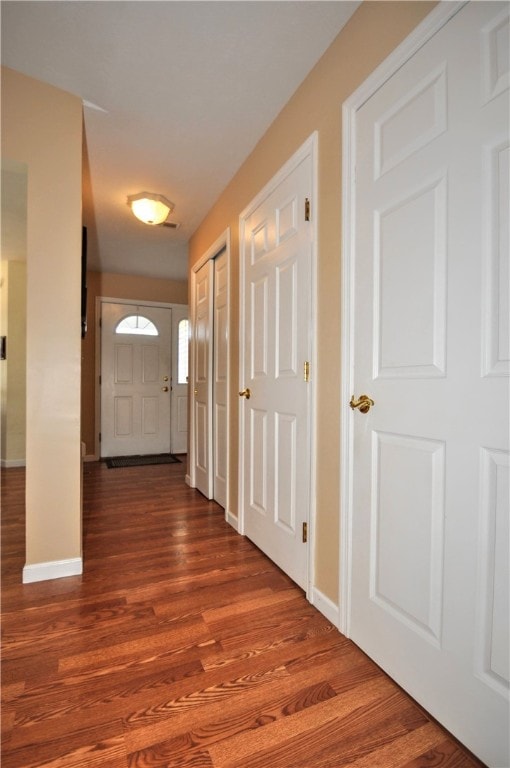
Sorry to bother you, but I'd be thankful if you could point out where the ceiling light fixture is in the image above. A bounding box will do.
[127,192,174,226]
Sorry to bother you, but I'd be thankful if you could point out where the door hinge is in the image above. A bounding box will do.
[99,317,102,328]
[99,432,102,443]
[303,361,310,382]
[302,522,308,543]
[304,197,311,222]
[99,375,101,386]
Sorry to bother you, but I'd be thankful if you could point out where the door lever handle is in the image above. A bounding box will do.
[239,388,251,399]
[349,394,374,414]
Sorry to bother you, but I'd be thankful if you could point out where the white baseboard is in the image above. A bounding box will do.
[310,586,340,628]
[185,474,191,487]
[226,509,239,531]
[22,557,83,584]
[1,458,26,468]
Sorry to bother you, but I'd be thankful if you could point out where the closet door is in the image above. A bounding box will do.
[192,260,213,498]
[213,250,228,508]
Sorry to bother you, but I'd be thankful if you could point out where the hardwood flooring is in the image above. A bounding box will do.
[1,461,485,767]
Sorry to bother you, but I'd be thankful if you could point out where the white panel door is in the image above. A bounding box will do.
[213,249,228,508]
[171,305,188,454]
[350,4,509,765]
[101,302,172,457]
[193,261,213,497]
[240,149,313,590]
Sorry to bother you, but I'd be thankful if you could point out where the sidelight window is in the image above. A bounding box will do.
[177,318,189,383]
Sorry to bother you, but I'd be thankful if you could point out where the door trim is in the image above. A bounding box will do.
[94,296,187,461]
[339,1,467,635]
[238,132,318,599]
[188,229,231,522]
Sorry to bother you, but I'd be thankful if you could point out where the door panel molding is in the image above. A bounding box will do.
[189,229,231,520]
[100,302,172,457]
[340,3,509,765]
[340,0,466,637]
[239,132,318,598]
[191,260,214,498]
[213,251,228,508]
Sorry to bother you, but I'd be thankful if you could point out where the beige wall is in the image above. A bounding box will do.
[81,270,188,456]
[0,260,27,463]
[0,259,7,460]
[2,67,83,570]
[189,1,436,603]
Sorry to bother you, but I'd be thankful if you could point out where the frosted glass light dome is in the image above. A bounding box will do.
[127,192,174,225]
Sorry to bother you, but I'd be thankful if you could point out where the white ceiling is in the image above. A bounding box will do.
[1,1,360,281]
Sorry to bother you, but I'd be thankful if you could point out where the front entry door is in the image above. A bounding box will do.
[101,302,172,457]
[239,139,315,591]
[348,4,509,765]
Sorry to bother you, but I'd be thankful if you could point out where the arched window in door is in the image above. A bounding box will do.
[115,315,158,336]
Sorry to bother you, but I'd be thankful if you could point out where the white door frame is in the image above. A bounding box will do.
[339,1,467,635]
[188,229,232,522]
[94,296,188,461]
[238,133,318,599]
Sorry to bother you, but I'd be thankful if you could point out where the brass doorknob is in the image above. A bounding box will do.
[349,394,374,414]
[239,388,251,399]
[161,386,169,392]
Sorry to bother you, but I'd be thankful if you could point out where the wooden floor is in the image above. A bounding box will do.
[1,461,484,768]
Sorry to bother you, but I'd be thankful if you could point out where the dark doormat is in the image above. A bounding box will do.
[105,454,181,468]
